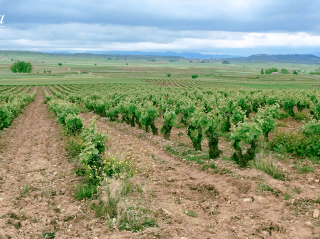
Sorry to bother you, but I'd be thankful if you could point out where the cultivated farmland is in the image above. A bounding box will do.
[1,52,320,238]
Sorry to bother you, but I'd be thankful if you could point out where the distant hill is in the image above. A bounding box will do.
[83,51,239,59]
[227,54,320,64]
[313,52,320,57]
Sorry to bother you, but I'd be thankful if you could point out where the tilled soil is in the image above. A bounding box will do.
[0,88,131,239]
[80,112,320,239]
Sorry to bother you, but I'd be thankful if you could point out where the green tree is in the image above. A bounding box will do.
[10,61,32,73]
[261,68,264,74]
[167,73,171,77]
[192,75,198,79]
[265,68,278,74]
[222,60,230,64]
[58,63,62,66]
[280,68,289,74]
[293,70,298,75]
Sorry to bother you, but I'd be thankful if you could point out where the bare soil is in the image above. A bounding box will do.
[79,112,320,239]
[0,88,131,239]
[28,86,36,94]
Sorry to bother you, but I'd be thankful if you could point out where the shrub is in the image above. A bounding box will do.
[192,74,198,79]
[10,61,32,73]
[270,131,320,158]
[231,121,262,167]
[65,114,83,134]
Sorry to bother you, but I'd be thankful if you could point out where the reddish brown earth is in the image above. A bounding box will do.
[79,112,320,239]
[28,86,36,94]
[21,86,30,93]
[0,88,132,239]
[45,86,54,96]
[2,85,319,238]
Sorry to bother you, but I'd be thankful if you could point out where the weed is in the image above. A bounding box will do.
[278,112,289,119]
[270,131,320,158]
[249,158,286,181]
[201,163,216,171]
[284,187,294,200]
[309,157,319,165]
[175,124,186,129]
[138,132,146,138]
[137,185,143,194]
[256,181,280,196]
[295,164,314,174]
[40,231,55,239]
[64,134,85,158]
[92,179,155,232]
[106,219,114,229]
[7,220,21,230]
[150,190,156,198]
[185,210,198,217]
[213,168,233,174]
[292,186,301,195]
[275,121,288,127]
[164,143,209,165]
[75,183,98,200]
[293,111,309,121]
[20,184,31,197]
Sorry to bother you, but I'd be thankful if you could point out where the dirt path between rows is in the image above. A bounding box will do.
[80,113,320,239]
[0,88,129,239]
[28,86,36,94]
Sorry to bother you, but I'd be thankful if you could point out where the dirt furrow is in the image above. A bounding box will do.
[28,86,36,94]
[0,87,114,239]
[80,113,320,238]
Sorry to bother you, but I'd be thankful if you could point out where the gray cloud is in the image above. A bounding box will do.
[2,0,320,32]
[1,0,320,54]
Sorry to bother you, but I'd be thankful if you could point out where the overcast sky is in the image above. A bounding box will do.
[1,0,320,56]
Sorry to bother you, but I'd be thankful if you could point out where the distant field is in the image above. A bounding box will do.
[1,50,320,88]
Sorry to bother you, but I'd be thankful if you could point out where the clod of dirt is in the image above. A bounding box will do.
[243,197,253,202]
[187,183,219,199]
[259,222,284,236]
[155,208,173,219]
[313,209,319,218]
[167,177,176,182]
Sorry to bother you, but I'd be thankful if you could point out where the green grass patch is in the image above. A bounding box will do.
[185,210,198,217]
[249,158,286,181]
[295,164,315,174]
[164,143,210,165]
[256,181,280,196]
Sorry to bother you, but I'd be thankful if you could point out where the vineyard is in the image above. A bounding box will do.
[0,85,37,129]
[1,81,320,238]
[45,81,320,165]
